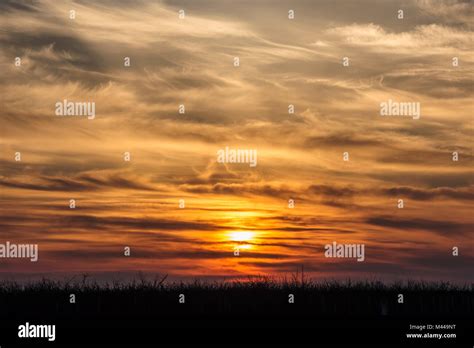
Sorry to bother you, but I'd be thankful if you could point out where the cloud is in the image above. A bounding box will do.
[366,216,471,236]
[382,185,474,200]
[0,171,157,192]
[416,0,474,27]
[46,248,289,261]
[55,214,222,232]
[327,23,473,52]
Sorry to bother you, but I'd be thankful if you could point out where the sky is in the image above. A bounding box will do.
[0,0,472,283]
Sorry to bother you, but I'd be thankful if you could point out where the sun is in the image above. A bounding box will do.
[228,231,255,242]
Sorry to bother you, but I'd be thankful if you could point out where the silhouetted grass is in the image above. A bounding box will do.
[1,274,472,321]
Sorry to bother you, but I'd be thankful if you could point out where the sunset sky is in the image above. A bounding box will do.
[0,0,472,283]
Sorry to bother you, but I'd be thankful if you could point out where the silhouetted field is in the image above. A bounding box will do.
[1,275,472,320]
